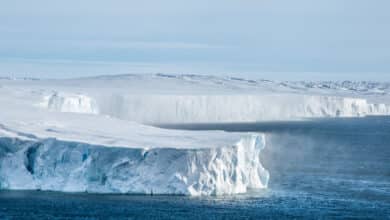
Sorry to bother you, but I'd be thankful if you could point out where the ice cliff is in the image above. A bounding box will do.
[42,92,390,123]
[0,134,268,196]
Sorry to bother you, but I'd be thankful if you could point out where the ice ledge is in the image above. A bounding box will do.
[0,134,269,196]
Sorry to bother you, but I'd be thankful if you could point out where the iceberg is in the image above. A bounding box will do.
[0,73,389,195]
[0,85,270,195]
[0,134,268,196]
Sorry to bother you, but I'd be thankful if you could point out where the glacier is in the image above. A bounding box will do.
[1,73,390,196]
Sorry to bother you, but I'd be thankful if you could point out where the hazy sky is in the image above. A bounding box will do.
[1,0,389,80]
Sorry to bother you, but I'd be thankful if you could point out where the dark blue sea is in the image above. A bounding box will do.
[1,117,390,219]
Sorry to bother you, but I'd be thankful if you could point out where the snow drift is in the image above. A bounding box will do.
[0,134,269,196]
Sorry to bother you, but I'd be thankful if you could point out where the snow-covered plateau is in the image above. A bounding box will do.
[0,73,389,195]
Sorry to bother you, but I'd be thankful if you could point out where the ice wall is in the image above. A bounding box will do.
[96,94,390,123]
[0,134,269,196]
[41,92,390,123]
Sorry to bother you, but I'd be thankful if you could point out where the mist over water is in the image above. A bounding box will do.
[161,117,390,216]
[1,117,390,219]
[162,117,390,186]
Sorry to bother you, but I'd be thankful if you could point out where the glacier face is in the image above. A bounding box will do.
[96,94,390,123]
[42,92,390,123]
[0,134,269,196]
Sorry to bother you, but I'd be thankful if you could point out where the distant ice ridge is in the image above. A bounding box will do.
[0,134,269,196]
[42,92,390,123]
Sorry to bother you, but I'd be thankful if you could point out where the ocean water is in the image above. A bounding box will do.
[1,117,390,219]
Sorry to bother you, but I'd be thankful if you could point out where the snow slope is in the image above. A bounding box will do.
[0,73,389,195]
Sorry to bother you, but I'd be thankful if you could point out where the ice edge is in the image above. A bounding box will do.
[0,134,269,196]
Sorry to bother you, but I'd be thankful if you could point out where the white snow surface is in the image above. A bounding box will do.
[0,73,390,195]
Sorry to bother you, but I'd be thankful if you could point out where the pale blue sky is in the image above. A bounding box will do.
[0,0,389,80]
